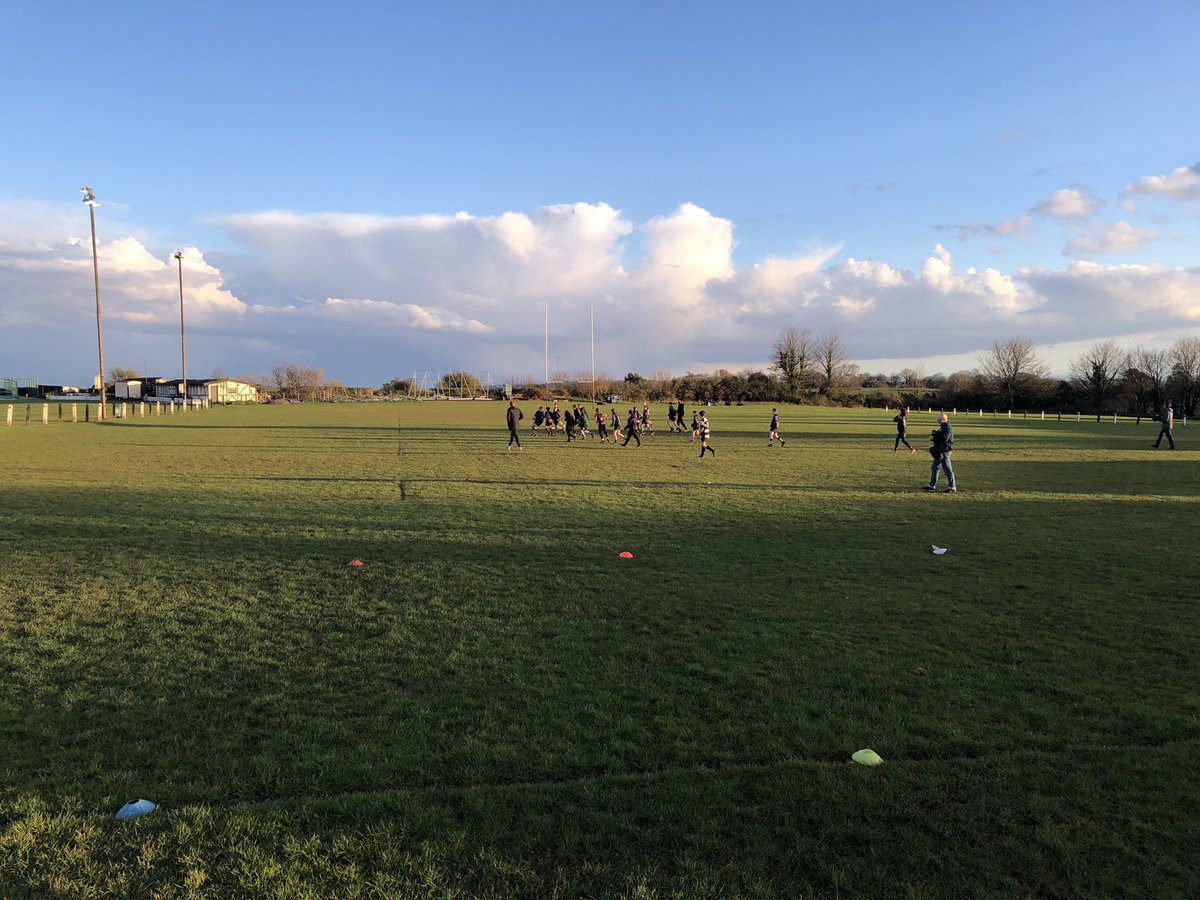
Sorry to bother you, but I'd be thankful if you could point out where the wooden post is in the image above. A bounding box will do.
[58,403,63,421]
[42,404,48,424]
[1040,411,1044,420]
[85,404,90,422]
[5,406,11,426]
[1076,412,1081,422]
[1007,410,1012,419]
[72,403,78,423]
[169,401,175,415]
[155,402,161,416]
[140,402,145,417]
[25,405,31,425]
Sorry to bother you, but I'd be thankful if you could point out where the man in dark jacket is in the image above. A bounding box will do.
[923,413,955,493]
[506,401,523,450]
[622,408,641,447]
[1153,401,1176,449]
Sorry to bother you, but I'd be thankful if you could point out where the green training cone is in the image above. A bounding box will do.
[851,748,884,766]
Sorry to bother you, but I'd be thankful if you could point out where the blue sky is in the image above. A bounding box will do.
[2,1,1198,386]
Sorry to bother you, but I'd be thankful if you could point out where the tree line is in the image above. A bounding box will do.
[115,332,1199,414]
[500,331,1200,416]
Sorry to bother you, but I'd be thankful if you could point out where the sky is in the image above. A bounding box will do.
[1,1,1198,387]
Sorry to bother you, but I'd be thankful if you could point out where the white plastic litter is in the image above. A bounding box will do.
[115,799,156,820]
[931,545,948,555]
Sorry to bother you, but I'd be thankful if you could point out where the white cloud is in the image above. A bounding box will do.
[1063,221,1159,257]
[1123,162,1200,201]
[1033,188,1100,219]
[4,200,1200,384]
[936,214,1033,241]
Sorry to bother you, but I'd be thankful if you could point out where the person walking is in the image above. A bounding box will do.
[698,413,715,457]
[690,410,700,441]
[923,413,955,492]
[667,402,677,433]
[506,400,523,450]
[564,407,578,442]
[611,407,623,442]
[676,401,686,434]
[893,407,915,453]
[1153,401,1176,449]
[595,406,609,442]
[768,407,786,447]
[623,408,642,447]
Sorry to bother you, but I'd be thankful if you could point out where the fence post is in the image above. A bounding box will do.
[169,401,175,415]
[85,404,90,422]
[42,403,48,424]
[25,405,31,425]
[72,403,78,423]
[1112,413,1118,424]
[952,407,957,415]
[1076,412,1081,422]
[155,402,161,416]
[5,406,11,426]
[58,403,63,421]
[1040,411,1044,420]
[1007,410,1012,419]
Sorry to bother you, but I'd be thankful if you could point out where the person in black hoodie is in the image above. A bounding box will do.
[622,408,641,447]
[506,401,523,450]
[893,407,914,453]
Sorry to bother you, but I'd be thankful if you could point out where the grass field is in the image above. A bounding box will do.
[1,401,1197,898]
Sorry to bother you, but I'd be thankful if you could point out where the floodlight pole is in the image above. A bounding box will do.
[174,251,188,411]
[82,187,105,420]
[544,303,549,387]
[590,304,595,404]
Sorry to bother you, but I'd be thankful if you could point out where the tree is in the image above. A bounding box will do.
[271,364,325,401]
[771,328,815,400]
[1168,336,1200,416]
[815,331,850,397]
[109,366,140,382]
[979,337,1049,410]
[381,377,416,396]
[1068,340,1125,413]
[437,371,484,397]
[1123,347,1169,418]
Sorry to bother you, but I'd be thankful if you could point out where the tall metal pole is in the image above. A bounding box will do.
[544,304,549,386]
[83,188,105,421]
[175,251,188,412]
[590,304,595,404]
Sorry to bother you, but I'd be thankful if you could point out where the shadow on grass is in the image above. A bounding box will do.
[2,482,1199,897]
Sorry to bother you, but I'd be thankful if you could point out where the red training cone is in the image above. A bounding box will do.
[618,551,634,559]
[349,559,364,567]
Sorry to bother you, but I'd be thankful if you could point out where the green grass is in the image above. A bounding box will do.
[1,402,1197,898]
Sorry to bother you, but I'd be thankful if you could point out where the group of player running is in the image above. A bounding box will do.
[521,400,785,458]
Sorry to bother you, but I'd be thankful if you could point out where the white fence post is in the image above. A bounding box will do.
[1112,414,1118,424]
[42,403,48,424]
[169,401,175,415]
[1040,411,1045,420]
[1007,410,1012,419]
[71,403,78,423]
[1076,412,1081,422]
[5,406,11,426]
[140,402,145,417]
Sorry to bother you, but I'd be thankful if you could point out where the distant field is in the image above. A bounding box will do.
[1,402,1197,898]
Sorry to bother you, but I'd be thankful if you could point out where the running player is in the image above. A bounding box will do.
[768,407,785,447]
